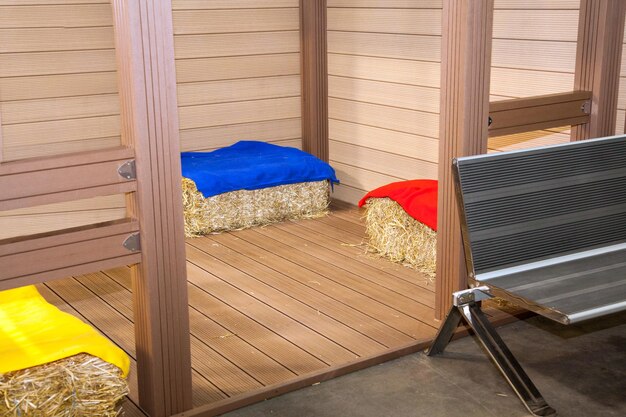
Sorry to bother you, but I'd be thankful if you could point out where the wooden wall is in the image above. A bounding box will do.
[172,0,303,153]
[326,0,441,204]
[489,0,579,152]
[0,1,125,239]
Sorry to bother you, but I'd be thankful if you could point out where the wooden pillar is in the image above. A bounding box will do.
[300,0,329,161]
[111,1,192,416]
[436,0,494,319]
[571,0,626,140]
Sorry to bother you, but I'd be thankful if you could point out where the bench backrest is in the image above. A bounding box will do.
[454,135,626,278]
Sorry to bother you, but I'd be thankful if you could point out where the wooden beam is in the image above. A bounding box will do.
[0,219,140,291]
[0,147,136,211]
[436,0,493,320]
[489,91,592,137]
[300,0,329,161]
[571,0,626,140]
[111,1,192,416]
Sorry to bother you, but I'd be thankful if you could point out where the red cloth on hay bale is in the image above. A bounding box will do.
[358,179,438,231]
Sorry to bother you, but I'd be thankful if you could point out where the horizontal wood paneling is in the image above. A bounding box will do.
[172,0,298,9]
[174,4,302,152]
[489,0,579,152]
[327,5,441,204]
[0,2,122,236]
[0,195,126,239]
[618,35,626,133]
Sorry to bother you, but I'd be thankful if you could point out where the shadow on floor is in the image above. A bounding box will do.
[222,312,626,417]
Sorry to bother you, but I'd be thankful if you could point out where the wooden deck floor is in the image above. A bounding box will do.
[37,202,450,415]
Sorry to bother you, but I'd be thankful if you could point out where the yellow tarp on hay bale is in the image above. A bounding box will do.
[1,286,130,416]
[0,285,129,376]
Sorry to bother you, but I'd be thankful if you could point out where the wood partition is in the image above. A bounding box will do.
[435,0,493,319]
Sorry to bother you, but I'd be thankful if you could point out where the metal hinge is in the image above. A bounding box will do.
[453,286,492,306]
[581,100,591,115]
[118,160,136,180]
[123,232,141,252]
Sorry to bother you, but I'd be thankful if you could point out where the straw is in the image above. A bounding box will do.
[0,354,128,417]
[363,197,437,277]
[182,178,331,237]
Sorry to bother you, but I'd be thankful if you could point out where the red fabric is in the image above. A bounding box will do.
[358,180,438,231]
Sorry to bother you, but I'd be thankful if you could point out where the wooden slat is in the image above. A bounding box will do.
[0,50,117,77]
[174,31,299,59]
[329,140,438,180]
[0,72,118,101]
[328,0,441,7]
[492,9,579,41]
[0,4,113,28]
[175,53,300,83]
[0,147,135,211]
[172,9,299,34]
[329,98,439,138]
[328,53,440,88]
[488,91,592,137]
[179,97,301,130]
[491,39,576,73]
[329,75,439,113]
[0,27,114,53]
[177,75,300,107]
[329,119,438,162]
[571,0,626,140]
[112,1,192,415]
[0,219,140,290]
[327,31,441,62]
[327,8,441,35]
[180,119,301,152]
[301,0,329,161]
[1,94,119,125]
[172,0,298,9]
[436,0,493,319]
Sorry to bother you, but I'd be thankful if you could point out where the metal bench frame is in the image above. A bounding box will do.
[428,135,626,417]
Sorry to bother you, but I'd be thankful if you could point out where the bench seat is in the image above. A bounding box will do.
[478,243,626,324]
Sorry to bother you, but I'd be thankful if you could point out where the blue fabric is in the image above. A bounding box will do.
[181,141,339,198]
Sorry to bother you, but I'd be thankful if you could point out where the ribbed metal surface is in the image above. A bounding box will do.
[456,135,626,274]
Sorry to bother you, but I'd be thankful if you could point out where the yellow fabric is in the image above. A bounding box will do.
[0,285,130,377]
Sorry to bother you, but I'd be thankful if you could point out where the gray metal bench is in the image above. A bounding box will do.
[427,134,626,417]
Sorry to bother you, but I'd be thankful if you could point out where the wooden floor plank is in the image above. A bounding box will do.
[104,266,328,377]
[88,268,297,388]
[283,219,435,289]
[211,231,437,336]
[187,255,355,365]
[30,207,448,414]
[201,233,415,347]
[249,225,435,308]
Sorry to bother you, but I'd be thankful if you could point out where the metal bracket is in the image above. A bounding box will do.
[122,232,141,252]
[118,160,136,180]
[581,100,591,115]
[453,286,492,306]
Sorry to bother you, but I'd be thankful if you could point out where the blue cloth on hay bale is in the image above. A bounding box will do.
[181,141,339,198]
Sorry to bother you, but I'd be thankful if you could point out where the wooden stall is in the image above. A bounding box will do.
[1,1,625,416]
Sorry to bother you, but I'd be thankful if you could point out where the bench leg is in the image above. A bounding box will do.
[427,288,557,417]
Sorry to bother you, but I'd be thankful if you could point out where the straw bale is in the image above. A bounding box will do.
[363,197,436,277]
[0,353,128,417]
[182,178,330,237]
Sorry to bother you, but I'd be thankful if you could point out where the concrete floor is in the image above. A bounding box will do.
[223,311,626,417]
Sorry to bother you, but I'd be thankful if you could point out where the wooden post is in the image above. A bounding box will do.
[300,0,329,161]
[571,0,626,140]
[436,0,494,320]
[111,1,192,416]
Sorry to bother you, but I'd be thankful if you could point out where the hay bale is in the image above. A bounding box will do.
[363,197,436,277]
[182,178,331,237]
[0,353,128,417]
